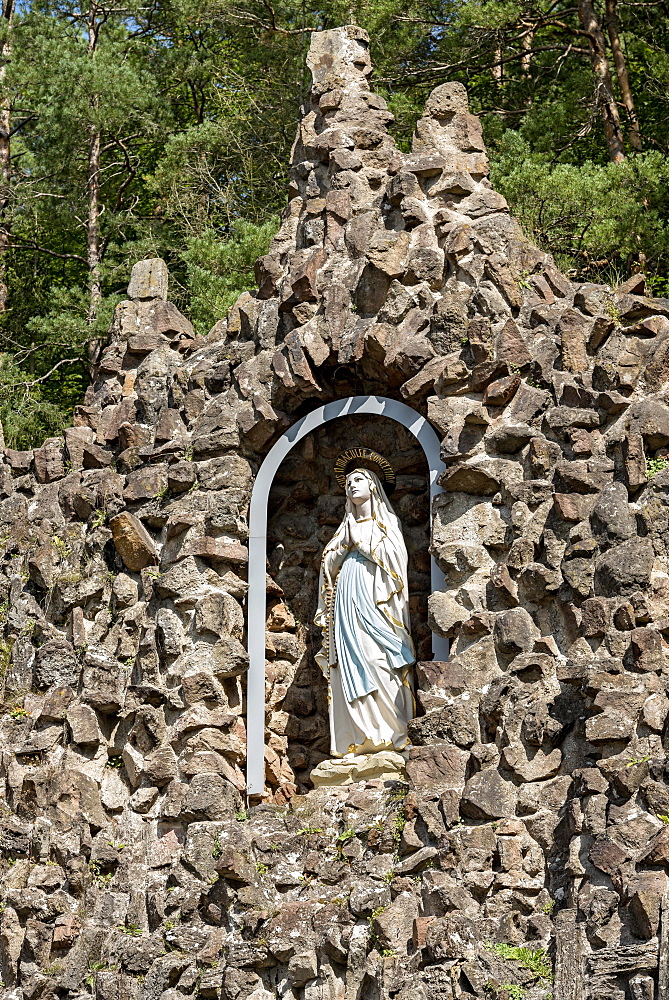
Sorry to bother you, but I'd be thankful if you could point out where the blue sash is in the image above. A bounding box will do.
[334,549,414,703]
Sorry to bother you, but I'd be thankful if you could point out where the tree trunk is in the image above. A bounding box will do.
[521,26,535,78]
[605,0,642,150]
[86,4,101,334]
[577,0,626,162]
[86,121,101,327]
[0,0,15,315]
[491,41,503,82]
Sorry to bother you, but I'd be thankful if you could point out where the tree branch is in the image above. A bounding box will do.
[7,235,86,262]
[0,356,82,396]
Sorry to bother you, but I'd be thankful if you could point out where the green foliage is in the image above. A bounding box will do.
[492,135,669,283]
[393,808,406,847]
[335,826,357,859]
[489,943,553,981]
[0,640,12,677]
[0,354,72,449]
[180,220,278,335]
[85,961,112,987]
[89,862,114,888]
[646,457,669,479]
[117,923,143,936]
[386,784,409,803]
[487,985,525,1000]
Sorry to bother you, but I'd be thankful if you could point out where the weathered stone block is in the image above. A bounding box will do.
[595,538,654,597]
[461,769,516,820]
[406,743,469,793]
[501,744,562,782]
[33,437,65,483]
[371,892,418,953]
[110,511,159,571]
[585,708,635,743]
[493,608,539,656]
[34,638,79,690]
[182,772,240,821]
[66,703,103,746]
[127,257,168,300]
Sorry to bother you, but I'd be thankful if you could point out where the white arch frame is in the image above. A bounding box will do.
[246,395,447,796]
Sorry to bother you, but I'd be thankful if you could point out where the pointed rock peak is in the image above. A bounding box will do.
[295,26,395,173]
[413,82,489,177]
[297,25,491,186]
[306,24,372,94]
[256,23,554,391]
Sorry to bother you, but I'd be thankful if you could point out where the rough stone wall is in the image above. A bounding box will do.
[0,20,668,1000]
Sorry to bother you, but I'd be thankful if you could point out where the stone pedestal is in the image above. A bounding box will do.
[310,750,407,787]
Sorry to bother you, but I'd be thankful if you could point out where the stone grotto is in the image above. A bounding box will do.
[0,21,668,1000]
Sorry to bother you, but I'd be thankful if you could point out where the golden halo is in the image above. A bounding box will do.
[334,448,396,495]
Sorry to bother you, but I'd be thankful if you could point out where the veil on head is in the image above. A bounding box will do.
[344,467,391,518]
[343,467,406,555]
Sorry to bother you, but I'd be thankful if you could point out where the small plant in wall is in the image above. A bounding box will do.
[89,862,113,888]
[386,784,408,804]
[117,923,143,936]
[85,961,111,987]
[626,754,651,767]
[334,827,356,859]
[646,456,669,479]
[392,809,406,849]
[485,984,526,1000]
[487,943,553,982]
[43,962,64,977]
[91,509,107,528]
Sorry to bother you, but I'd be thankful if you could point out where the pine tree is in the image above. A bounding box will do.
[0,0,666,444]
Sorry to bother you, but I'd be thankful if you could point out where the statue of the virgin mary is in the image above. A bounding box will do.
[315,449,415,758]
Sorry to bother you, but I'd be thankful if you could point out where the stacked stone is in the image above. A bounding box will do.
[0,20,666,999]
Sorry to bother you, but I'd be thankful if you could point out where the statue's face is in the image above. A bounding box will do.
[346,470,372,506]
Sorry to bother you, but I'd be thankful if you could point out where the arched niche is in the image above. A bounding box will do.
[247,395,447,796]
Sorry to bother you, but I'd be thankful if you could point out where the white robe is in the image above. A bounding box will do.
[315,477,415,757]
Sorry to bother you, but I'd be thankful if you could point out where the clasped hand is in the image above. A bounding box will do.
[344,512,370,549]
